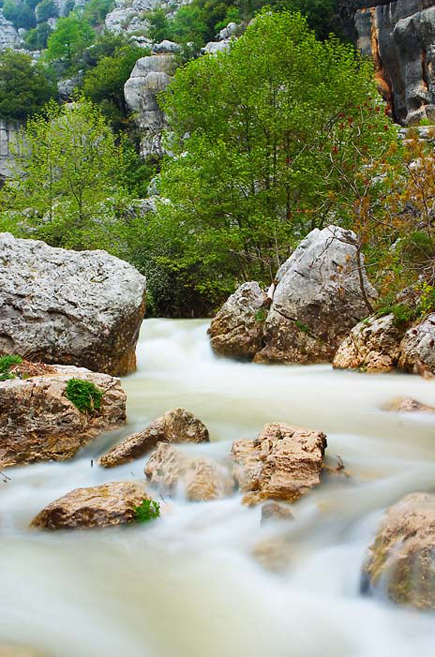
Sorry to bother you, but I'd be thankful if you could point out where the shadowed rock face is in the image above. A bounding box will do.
[356,0,435,125]
[0,364,126,468]
[0,233,146,376]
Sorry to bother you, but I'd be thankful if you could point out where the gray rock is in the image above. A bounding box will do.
[217,21,237,41]
[201,39,232,55]
[124,54,174,159]
[208,282,267,359]
[57,73,83,101]
[0,119,21,183]
[255,226,377,364]
[152,39,181,54]
[398,313,435,374]
[0,10,20,51]
[0,233,146,376]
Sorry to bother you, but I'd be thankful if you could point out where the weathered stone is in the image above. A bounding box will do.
[261,501,294,523]
[145,443,235,501]
[333,313,406,372]
[100,407,209,467]
[0,233,146,376]
[398,313,435,374]
[383,396,435,412]
[31,482,149,529]
[217,21,237,40]
[152,39,181,54]
[254,226,377,364]
[355,1,435,125]
[201,39,232,54]
[252,535,292,572]
[124,54,175,159]
[231,422,327,506]
[208,282,267,359]
[0,363,126,468]
[364,492,435,609]
[0,10,20,51]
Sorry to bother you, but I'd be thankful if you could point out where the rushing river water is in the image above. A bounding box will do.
[1,319,435,657]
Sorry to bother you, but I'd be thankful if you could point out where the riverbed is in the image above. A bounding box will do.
[1,318,435,657]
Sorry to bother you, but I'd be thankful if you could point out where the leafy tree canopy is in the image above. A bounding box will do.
[3,0,36,29]
[45,13,94,68]
[0,50,56,121]
[24,21,52,50]
[36,0,58,22]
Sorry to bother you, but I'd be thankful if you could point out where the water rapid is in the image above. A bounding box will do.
[1,318,435,657]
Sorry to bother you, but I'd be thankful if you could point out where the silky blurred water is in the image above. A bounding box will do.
[1,318,435,657]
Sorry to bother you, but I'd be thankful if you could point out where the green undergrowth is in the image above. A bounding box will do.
[134,499,161,524]
[0,355,23,381]
[376,283,435,327]
[65,378,103,413]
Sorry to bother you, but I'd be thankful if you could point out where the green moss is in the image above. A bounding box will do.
[295,319,311,334]
[134,498,161,524]
[254,308,268,323]
[65,378,103,413]
[376,302,417,327]
[0,354,23,381]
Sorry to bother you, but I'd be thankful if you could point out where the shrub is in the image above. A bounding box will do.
[0,354,23,381]
[134,498,161,523]
[65,378,103,413]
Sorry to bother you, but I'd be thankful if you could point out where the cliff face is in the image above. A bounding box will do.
[356,0,435,125]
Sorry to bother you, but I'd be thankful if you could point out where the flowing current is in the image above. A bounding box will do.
[1,319,435,657]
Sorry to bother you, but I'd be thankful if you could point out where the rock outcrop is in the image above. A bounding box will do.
[100,407,209,467]
[208,282,267,359]
[0,363,126,468]
[124,54,174,159]
[355,0,435,125]
[0,119,21,183]
[333,313,406,372]
[398,313,435,373]
[363,492,435,609]
[145,443,235,501]
[31,482,149,529]
[255,226,377,364]
[0,233,146,376]
[0,10,21,51]
[231,422,327,506]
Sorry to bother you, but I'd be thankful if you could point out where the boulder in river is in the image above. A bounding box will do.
[363,492,435,609]
[398,313,435,374]
[255,226,377,364]
[383,397,435,413]
[145,443,235,501]
[31,482,149,529]
[333,313,406,372]
[100,407,209,467]
[0,233,146,376]
[208,282,268,359]
[0,363,126,468]
[231,422,327,506]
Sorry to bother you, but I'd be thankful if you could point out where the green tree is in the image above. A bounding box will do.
[0,98,133,251]
[24,21,52,49]
[143,10,395,312]
[3,0,36,29]
[82,0,114,26]
[36,0,58,22]
[45,13,94,67]
[0,50,55,120]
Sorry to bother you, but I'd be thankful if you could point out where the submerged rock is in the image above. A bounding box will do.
[31,482,149,529]
[364,493,435,609]
[100,408,209,467]
[0,233,146,376]
[208,282,267,359]
[383,397,435,413]
[261,501,294,524]
[231,422,327,506]
[145,443,234,501]
[255,226,377,364]
[0,364,126,468]
[333,313,406,372]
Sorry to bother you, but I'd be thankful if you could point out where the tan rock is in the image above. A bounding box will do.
[252,535,292,572]
[333,314,406,373]
[0,364,126,468]
[100,408,209,468]
[261,501,294,523]
[31,482,149,529]
[145,443,234,501]
[383,397,435,413]
[398,313,435,375]
[364,493,435,609]
[231,422,327,506]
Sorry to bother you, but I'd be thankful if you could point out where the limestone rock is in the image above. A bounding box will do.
[252,536,292,572]
[398,313,435,374]
[100,407,209,467]
[0,233,146,376]
[208,282,267,359]
[255,226,377,364]
[31,482,149,529]
[333,313,406,372]
[0,364,126,468]
[383,397,435,412]
[261,501,294,523]
[152,39,181,54]
[0,10,20,51]
[231,422,327,506]
[364,492,435,609]
[145,443,235,501]
[124,54,174,159]
[217,21,237,40]
[201,39,232,55]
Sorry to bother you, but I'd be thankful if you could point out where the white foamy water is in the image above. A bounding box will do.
[1,319,435,657]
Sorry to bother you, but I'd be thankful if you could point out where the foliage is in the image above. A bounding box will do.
[0,98,134,251]
[36,0,58,23]
[3,0,36,29]
[82,0,115,26]
[141,11,395,313]
[0,355,23,381]
[45,13,94,68]
[24,21,52,49]
[65,378,103,413]
[0,50,56,121]
[134,498,161,523]
[376,301,417,326]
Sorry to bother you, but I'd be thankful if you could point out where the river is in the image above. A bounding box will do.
[1,318,435,657]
